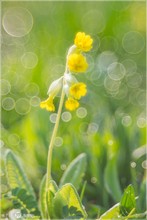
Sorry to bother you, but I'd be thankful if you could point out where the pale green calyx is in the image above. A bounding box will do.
[47,77,63,98]
[64,73,78,84]
[66,45,77,58]
[63,84,70,97]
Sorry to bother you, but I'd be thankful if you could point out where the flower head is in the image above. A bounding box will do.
[40,32,93,112]
[40,96,55,112]
[65,97,79,111]
[68,53,88,73]
[74,32,93,52]
[69,82,87,100]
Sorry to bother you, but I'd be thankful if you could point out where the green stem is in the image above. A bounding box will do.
[45,87,65,218]
[46,88,65,184]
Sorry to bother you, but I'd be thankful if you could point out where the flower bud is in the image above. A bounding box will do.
[47,77,63,97]
[64,73,77,84]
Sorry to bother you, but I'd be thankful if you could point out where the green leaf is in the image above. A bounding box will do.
[99,185,138,220]
[120,185,136,216]
[5,150,36,199]
[52,183,87,219]
[11,187,40,216]
[127,212,147,219]
[59,153,87,190]
[99,203,120,220]
[47,180,58,218]
[137,174,146,212]
[39,175,58,219]
[39,175,46,219]
[104,156,122,202]
[80,180,87,201]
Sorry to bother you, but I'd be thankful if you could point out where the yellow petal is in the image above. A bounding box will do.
[74,32,93,52]
[70,82,87,100]
[68,53,88,73]
[40,97,55,112]
[65,97,79,111]
[40,101,47,109]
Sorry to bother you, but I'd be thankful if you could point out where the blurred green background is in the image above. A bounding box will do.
[1,1,146,218]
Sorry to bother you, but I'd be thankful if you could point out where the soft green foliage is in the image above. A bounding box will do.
[3,149,146,219]
[137,176,146,212]
[59,153,87,190]
[39,175,58,219]
[39,175,47,219]
[52,183,87,219]
[119,185,135,216]
[99,184,146,220]
[39,170,87,219]
[104,156,122,202]
[46,180,58,219]
[11,187,40,216]
[1,1,146,219]
[5,150,40,217]
[5,150,36,198]
[99,203,120,220]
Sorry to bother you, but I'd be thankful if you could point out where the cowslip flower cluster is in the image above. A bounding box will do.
[40,32,93,112]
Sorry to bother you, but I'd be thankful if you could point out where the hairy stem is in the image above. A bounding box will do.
[46,88,65,183]
[45,87,65,218]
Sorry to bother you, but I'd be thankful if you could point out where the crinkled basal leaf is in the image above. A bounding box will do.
[11,187,40,216]
[5,150,36,198]
[104,156,122,202]
[52,183,87,219]
[39,175,58,219]
[120,185,136,216]
[59,153,87,190]
[99,203,120,220]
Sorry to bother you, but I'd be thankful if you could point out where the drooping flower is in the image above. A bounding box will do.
[69,82,87,100]
[40,77,63,112]
[65,97,79,111]
[40,96,55,112]
[68,53,88,73]
[74,32,93,52]
[40,32,93,112]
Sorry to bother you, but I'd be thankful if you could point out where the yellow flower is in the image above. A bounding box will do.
[74,32,93,52]
[68,53,88,73]
[65,97,79,111]
[70,82,87,100]
[40,96,55,112]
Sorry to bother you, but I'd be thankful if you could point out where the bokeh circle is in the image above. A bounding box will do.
[2,7,33,37]
[122,31,145,54]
